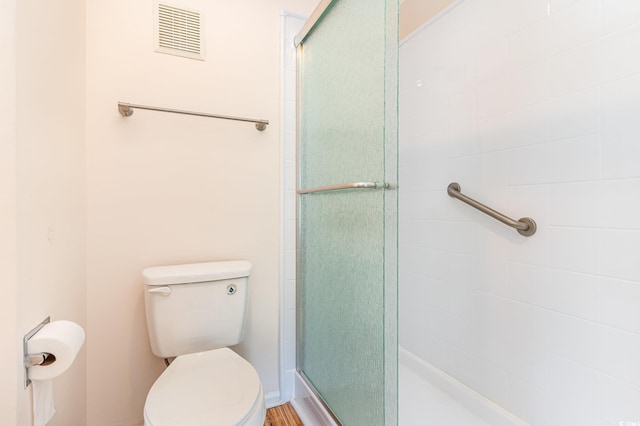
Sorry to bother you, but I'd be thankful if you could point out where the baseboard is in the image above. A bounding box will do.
[399,346,528,426]
[290,371,339,426]
[264,391,283,409]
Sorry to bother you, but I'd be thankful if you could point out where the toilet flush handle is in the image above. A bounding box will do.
[147,286,171,296]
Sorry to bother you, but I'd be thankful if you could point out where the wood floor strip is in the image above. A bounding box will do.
[264,402,304,426]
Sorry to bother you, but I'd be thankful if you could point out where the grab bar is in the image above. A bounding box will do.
[447,183,536,237]
[117,102,269,131]
[298,181,388,194]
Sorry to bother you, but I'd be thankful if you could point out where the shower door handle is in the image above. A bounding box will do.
[298,181,389,194]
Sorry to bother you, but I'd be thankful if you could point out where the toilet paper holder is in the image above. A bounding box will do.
[25,352,56,368]
[23,316,55,388]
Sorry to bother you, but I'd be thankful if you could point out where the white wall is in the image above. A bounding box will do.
[0,1,18,424]
[399,0,454,39]
[13,0,87,424]
[85,1,315,424]
[400,0,640,424]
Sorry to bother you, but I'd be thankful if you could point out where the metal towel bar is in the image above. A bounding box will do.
[117,102,269,131]
[298,181,388,194]
[447,182,536,237]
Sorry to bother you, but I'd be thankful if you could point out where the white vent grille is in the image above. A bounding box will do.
[154,2,204,60]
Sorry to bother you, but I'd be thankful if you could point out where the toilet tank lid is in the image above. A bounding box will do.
[142,260,252,286]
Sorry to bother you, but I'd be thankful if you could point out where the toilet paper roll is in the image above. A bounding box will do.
[27,320,85,381]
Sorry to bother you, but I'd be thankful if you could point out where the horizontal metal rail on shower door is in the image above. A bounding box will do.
[447,182,536,237]
[298,181,389,194]
[117,102,269,131]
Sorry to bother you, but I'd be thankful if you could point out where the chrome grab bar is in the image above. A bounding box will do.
[117,102,269,131]
[447,182,536,237]
[298,181,388,194]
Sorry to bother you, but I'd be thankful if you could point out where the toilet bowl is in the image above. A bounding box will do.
[144,348,266,426]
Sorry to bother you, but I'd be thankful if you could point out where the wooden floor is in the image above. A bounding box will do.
[264,403,304,426]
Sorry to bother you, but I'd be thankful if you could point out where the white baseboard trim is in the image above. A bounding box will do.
[290,371,339,426]
[399,346,528,426]
[264,391,282,409]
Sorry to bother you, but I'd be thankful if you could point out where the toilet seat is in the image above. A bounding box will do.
[144,348,266,426]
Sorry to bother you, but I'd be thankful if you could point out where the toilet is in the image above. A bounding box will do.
[141,260,266,426]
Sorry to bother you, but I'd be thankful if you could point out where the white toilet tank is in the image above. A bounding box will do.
[142,260,252,359]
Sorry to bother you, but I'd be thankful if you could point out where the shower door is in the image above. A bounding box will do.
[296,1,398,425]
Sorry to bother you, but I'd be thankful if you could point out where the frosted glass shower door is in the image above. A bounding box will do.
[297,1,398,425]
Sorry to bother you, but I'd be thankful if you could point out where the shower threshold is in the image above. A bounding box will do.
[399,347,528,426]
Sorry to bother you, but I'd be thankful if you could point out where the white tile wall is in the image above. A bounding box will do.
[603,74,640,178]
[280,11,305,403]
[400,0,640,424]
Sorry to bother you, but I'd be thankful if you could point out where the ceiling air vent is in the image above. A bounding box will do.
[154,1,204,60]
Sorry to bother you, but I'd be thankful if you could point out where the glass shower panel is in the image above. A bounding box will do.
[297,1,398,425]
